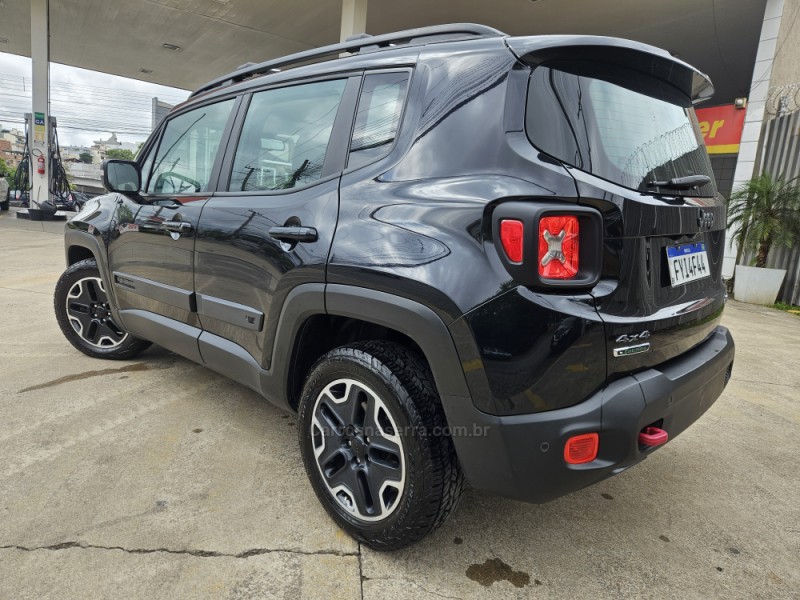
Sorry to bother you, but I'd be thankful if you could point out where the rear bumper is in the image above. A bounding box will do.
[440,326,734,503]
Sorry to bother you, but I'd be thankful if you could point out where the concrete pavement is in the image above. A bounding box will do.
[0,209,798,599]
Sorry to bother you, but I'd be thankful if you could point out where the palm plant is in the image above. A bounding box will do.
[728,172,800,268]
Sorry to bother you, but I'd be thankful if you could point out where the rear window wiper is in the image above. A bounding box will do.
[647,175,712,190]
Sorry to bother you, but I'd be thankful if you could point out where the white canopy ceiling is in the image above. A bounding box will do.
[0,0,767,104]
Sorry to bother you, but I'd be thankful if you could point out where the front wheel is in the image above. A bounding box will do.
[298,341,464,550]
[54,258,151,359]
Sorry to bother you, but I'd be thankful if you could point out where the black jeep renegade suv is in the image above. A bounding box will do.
[54,24,735,549]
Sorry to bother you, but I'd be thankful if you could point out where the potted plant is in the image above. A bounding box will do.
[728,172,800,304]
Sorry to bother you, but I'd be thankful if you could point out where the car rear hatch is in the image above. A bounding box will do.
[509,36,727,377]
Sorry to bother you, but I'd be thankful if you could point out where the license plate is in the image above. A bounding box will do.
[666,242,710,287]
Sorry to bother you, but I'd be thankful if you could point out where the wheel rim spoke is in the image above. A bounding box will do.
[67,300,92,335]
[353,467,377,516]
[325,458,358,490]
[367,437,403,467]
[318,395,347,433]
[314,419,345,466]
[85,321,101,343]
[86,279,101,303]
[344,383,368,428]
[97,320,127,345]
[311,378,406,522]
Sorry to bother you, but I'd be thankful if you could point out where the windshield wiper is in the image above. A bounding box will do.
[647,175,712,190]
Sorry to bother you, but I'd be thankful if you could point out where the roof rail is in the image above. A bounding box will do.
[191,23,506,97]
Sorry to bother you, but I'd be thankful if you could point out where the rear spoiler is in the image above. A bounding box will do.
[505,35,714,104]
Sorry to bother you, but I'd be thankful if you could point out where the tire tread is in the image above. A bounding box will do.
[298,340,464,551]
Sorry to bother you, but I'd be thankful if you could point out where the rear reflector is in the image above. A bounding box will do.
[538,215,579,279]
[564,433,599,464]
[500,219,524,263]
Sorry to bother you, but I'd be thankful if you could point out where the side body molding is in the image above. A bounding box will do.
[113,272,195,312]
[199,284,327,410]
[113,282,473,417]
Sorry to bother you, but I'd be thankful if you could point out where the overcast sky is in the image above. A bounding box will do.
[0,51,190,147]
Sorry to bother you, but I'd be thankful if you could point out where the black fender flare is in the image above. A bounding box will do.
[264,283,471,411]
[324,284,470,399]
[63,227,123,324]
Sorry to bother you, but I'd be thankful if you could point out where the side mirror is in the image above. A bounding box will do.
[102,160,141,193]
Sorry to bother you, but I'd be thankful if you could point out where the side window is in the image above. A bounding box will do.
[229,79,346,192]
[348,72,409,170]
[147,99,234,194]
[137,138,156,192]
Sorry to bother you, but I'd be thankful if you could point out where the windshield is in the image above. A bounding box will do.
[525,61,716,197]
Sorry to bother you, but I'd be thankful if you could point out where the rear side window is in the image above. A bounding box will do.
[229,79,346,192]
[526,61,715,196]
[348,72,409,170]
[147,99,234,194]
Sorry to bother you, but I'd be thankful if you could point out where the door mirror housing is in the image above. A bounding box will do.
[103,160,141,193]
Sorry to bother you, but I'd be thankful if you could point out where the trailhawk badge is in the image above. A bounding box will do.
[613,343,651,357]
[613,330,651,357]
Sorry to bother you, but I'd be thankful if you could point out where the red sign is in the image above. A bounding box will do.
[695,104,746,155]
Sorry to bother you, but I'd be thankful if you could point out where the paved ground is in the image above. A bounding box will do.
[0,210,798,599]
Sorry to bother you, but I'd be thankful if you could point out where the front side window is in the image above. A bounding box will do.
[147,99,234,194]
[229,79,346,192]
[348,72,409,169]
[137,139,156,192]
[526,61,715,196]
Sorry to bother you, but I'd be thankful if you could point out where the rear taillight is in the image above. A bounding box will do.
[538,215,579,279]
[492,201,602,290]
[499,219,524,263]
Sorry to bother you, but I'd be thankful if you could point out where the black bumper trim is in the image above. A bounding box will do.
[440,326,734,503]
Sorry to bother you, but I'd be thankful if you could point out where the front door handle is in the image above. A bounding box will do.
[268,226,318,243]
[163,221,193,234]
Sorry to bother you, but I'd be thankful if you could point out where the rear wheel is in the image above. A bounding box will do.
[54,258,151,359]
[298,341,464,550]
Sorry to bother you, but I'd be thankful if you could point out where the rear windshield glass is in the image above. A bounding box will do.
[526,61,715,197]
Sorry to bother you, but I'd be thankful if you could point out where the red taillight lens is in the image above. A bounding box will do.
[500,219,524,263]
[538,216,579,279]
[564,433,599,464]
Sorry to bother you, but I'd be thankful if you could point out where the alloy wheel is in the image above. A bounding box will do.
[65,277,128,349]
[310,378,406,522]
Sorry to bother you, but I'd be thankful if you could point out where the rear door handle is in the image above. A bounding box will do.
[164,221,193,233]
[268,226,318,243]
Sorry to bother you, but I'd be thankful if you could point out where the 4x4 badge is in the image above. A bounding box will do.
[616,330,650,343]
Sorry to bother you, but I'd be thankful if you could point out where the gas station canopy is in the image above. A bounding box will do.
[0,0,768,104]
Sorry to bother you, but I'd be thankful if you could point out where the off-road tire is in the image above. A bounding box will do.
[298,340,464,550]
[54,258,151,360]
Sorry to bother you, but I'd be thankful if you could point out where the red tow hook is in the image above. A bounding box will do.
[639,426,669,447]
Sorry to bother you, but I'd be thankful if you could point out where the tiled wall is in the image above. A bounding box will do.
[724,0,786,278]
